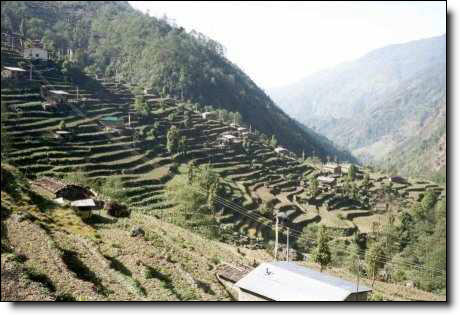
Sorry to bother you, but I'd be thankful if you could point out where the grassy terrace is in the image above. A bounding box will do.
[3,50,445,255]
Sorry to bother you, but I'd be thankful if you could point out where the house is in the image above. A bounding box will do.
[71,199,96,219]
[143,88,156,96]
[32,177,94,201]
[41,88,70,110]
[234,262,371,301]
[317,176,337,186]
[216,263,253,299]
[274,147,288,155]
[23,41,48,61]
[388,176,407,184]
[202,111,218,120]
[54,130,74,141]
[2,66,27,80]
[219,134,238,145]
[322,163,342,175]
[100,116,124,130]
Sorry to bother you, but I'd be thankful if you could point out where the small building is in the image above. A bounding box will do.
[388,176,407,184]
[54,130,74,141]
[33,177,95,201]
[202,111,218,120]
[41,88,70,110]
[71,199,96,219]
[317,176,337,186]
[274,147,288,155]
[143,88,156,96]
[322,163,341,175]
[2,66,27,80]
[100,116,124,130]
[219,134,237,145]
[23,41,48,61]
[235,262,371,301]
[216,263,253,299]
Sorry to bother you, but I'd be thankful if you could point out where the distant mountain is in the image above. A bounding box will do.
[0,1,354,162]
[270,34,446,181]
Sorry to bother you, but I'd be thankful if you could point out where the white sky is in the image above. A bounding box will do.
[128,1,446,89]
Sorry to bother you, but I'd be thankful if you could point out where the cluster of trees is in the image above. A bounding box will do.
[299,189,446,294]
[0,0,356,159]
[165,162,221,237]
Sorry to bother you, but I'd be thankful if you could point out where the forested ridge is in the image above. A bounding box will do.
[1,0,354,162]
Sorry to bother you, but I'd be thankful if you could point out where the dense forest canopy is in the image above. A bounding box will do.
[1,0,355,162]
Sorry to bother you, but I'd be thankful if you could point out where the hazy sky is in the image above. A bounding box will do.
[128,1,446,89]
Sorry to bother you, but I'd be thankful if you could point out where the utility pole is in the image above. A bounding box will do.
[356,255,361,293]
[77,86,79,102]
[286,227,290,262]
[274,215,279,261]
[29,64,32,81]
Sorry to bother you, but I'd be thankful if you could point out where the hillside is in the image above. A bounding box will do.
[270,35,446,181]
[1,45,446,300]
[0,0,353,161]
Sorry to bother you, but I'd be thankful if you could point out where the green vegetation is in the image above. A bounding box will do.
[312,225,331,272]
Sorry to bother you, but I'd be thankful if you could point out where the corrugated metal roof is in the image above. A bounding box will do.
[71,199,96,208]
[235,262,371,301]
[3,66,26,72]
[49,90,70,95]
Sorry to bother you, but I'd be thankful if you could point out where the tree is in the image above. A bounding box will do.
[100,176,127,202]
[179,136,187,156]
[270,135,278,148]
[313,225,331,272]
[362,173,370,189]
[166,125,180,154]
[58,120,66,130]
[309,177,319,197]
[365,241,385,287]
[1,102,10,160]
[348,164,357,181]
[134,95,150,116]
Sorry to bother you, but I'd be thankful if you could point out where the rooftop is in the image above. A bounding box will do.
[71,199,96,208]
[49,90,70,95]
[235,262,371,301]
[3,66,27,72]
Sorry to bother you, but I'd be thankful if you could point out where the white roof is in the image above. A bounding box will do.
[317,176,336,183]
[55,130,72,135]
[70,199,96,207]
[275,147,288,153]
[237,127,247,131]
[3,66,26,72]
[49,90,70,95]
[235,262,371,301]
[222,134,236,139]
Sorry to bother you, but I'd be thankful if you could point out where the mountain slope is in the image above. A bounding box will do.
[0,0,353,161]
[270,35,446,179]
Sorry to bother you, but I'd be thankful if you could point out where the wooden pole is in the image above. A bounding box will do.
[286,227,290,262]
[274,215,279,261]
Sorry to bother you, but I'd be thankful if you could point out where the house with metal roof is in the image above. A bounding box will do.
[234,262,371,301]
[2,66,27,80]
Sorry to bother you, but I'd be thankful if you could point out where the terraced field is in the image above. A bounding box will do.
[2,48,446,249]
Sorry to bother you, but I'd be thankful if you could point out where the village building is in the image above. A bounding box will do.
[202,111,218,120]
[143,88,156,96]
[41,87,70,110]
[388,176,407,184]
[322,163,342,175]
[23,40,48,61]
[216,263,253,299]
[100,116,124,130]
[2,66,27,80]
[218,134,238,145]
[70,199,96,219]
[274,147,289,155]
[32,177,95,201]
[234,262,371,301]
[147,97,175,106]
[317,176,337,186]
[54,130,74,141]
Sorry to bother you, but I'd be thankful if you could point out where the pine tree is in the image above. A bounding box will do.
[313,225,331,272]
